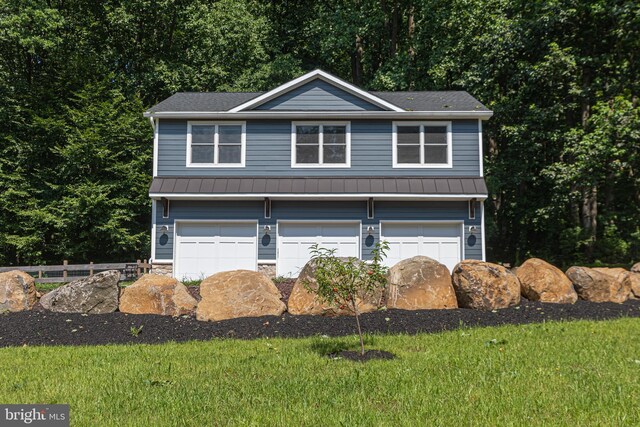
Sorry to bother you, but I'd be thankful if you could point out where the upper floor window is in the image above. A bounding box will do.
[392,121,452,168]
[187,121,246,167]
[291,122,351,167]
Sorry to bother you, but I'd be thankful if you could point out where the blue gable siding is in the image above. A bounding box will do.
[254,80,384,111]
[157,119,480,177]
[155,200,483,263]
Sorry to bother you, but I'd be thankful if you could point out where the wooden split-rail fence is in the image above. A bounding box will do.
[0,260,151,283]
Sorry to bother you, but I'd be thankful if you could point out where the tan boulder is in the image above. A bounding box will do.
[0,270,37,312]
[630,275,640,298]
[451,260,521,310]
[515,258,578,304]
[119,274,197,316]
[385,256,457,310]
[565,267,629,303]
[287,259,380,316]
[631,262,640,273]
[196,270,286,321]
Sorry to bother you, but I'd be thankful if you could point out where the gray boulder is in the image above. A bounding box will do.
[40,270,120,314]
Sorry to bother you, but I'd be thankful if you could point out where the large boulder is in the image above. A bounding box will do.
[515,258,578,304]
[119,274,197,316]
[0,270,37,312]
[451,260,521,310]
[629,272,640,299]
[40,270,120,314]
[385,256,457,310]
[196,270,286,321]
[565,267,629,303]
[631,262,640,273]
[287,259,380,316]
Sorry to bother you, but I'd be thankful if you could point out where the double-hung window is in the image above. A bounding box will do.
[187,121,245,167]
[292,122,350,167]
[392,121,452,168]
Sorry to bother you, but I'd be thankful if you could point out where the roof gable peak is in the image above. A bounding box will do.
[229,69,404,112]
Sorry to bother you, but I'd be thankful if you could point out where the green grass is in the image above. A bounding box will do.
[1,319,639,426]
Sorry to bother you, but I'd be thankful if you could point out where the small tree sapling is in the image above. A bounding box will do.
[303,241,389,356]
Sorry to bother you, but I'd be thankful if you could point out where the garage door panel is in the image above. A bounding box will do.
[175,222,257,281]
[219,224,256,238]
[277,222,360,277]
[382,223,462,272]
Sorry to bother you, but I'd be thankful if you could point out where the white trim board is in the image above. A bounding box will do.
[151,118,159,177]
[229,70,404,113]
[144,111,493,120]
[150,199,157,262]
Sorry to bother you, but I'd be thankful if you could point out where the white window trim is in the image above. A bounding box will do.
[186,121,246,168]
[392,121,453,168]
[291,121,351,168]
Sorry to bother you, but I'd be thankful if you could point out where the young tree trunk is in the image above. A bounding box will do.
[390,2,399,56]
[581,185,597,257]
[407,3,415,59]
[352,297,365,356]
[352,34,364,86]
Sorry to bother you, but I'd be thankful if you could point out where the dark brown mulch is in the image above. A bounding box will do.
[329,350,396,361]
[0,299,638,348]
[187,286,201,302]
[274,279,296,303]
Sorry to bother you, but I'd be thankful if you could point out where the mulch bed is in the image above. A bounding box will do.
[0,299,638,348]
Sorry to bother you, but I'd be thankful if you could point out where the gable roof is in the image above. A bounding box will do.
[145,69,492,118]
[230,70,404,112]
[149,90,489,113]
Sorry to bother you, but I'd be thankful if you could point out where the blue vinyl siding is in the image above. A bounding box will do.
[154,200,483,263]
[254,80,383,111]
[157,119,480,177]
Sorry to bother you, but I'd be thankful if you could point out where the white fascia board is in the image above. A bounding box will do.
[149,193,487,201]
[228,69,404,112]
[143,110,494,120]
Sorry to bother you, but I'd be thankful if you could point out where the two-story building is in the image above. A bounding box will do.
[144,70,491,280]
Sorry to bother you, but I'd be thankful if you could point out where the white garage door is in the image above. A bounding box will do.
[277,222,360,277]
[381,222,462,272]
[175,222,257,281]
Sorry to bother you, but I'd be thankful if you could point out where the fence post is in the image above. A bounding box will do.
[137,259,141,278]
[38,269,42,280]
[89,261,94,276]
[144,259,148,274]
[63,260,68,281]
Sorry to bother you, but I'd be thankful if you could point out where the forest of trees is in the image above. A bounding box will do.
[0,0,638,267]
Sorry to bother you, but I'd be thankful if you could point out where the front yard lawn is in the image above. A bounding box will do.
[1,318,638,426]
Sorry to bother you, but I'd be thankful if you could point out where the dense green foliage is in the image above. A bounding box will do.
[1,319,639,425]
[1,0,638,266]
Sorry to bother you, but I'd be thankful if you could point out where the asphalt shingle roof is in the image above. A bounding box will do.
[148,90,489,113]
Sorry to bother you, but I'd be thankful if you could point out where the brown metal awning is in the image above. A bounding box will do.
[149,176,488,199]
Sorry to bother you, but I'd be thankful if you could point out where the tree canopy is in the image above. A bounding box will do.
[0,0,638,267]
